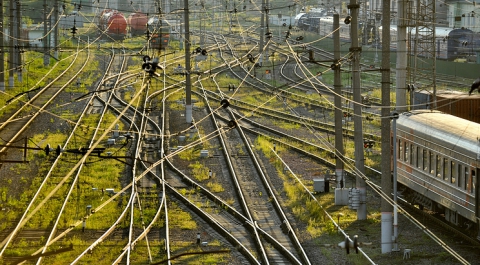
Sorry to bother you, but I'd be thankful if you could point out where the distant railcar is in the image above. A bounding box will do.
[395,110,479,240]
[147,16,171,50]
[99,9,127,40]
[127,12,148,36]
[378,25,480,61]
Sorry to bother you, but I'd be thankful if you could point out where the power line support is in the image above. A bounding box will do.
[333,13,345,190]
[381,0,393,253]
[184,0,192,124]
[259,0,265,65]
[8,0,15,88]
[348,0,367,220]
[0,1,5,91]
[16,0,22,83]
[396,0,408,113]
[43,0,49,66]
[54,0,59,60]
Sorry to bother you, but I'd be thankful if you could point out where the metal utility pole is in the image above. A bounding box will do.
[53,0,59,60]
[333,13,344,189]
[184,0,192,124]
[16,0,22,83]
[9,0,15,88]
[396,0,407,112]
[43,0,49,66]
[380,0,393,254]
[0,1,5,91]
[412,0,436,108]
[348,0,367,220]
[259,0,265,66]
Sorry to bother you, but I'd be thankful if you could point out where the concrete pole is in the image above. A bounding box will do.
[8,0,15,88]
[43,0,49,67]
[391,113,400,252]
[16,0,22,83]
[393,0,408,251]
[333,13,344,189]
[184,0,192,124]
[396,0,407,112]
[349,0,367,220]
[259,0,265,66]
[380,0,393,254]
[0,1,5,92]
[54,0,59,60]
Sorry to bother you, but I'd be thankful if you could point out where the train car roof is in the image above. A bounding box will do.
[409,26,473,37]
[397,110,480,157]
[378,25,398,33]
[295,13,306,20]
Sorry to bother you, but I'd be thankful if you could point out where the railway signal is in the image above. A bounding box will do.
[142,55,161,75]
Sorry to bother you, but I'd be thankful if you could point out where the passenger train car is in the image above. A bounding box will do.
[395,110,479,240]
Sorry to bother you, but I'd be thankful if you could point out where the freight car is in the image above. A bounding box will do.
[127,12,148,36]
[99,9,128,40]
[395,110,479,240]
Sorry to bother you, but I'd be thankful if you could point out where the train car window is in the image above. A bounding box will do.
[404,142,409,163]
[399,139,403,161]
[471,170,476,194]
[465,167,469,191]
[410,144,414,165]
[451,161,456,184]
[423,149,428,171]
[443,158,449,182]
[436,155,442,178]
[416,146,420,168]
[458,164,463,188]
[430,151,435,175]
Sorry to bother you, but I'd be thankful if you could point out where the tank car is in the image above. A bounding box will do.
[99,9,127,40]
[127,12,148,36]
[395,110,479,240]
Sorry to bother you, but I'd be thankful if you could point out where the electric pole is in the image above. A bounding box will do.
[184,0,192,124]
[16,0,22,83]
[259,0,265,66]
[0,1,5,91]
[333,13,345,189]
[380,0,393,254]
[9,0,15,88]
[349,0,367,220]
[43,0,49,66]
[54,0,59,60]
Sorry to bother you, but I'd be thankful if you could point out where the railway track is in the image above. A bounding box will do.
[0,23,479,265]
